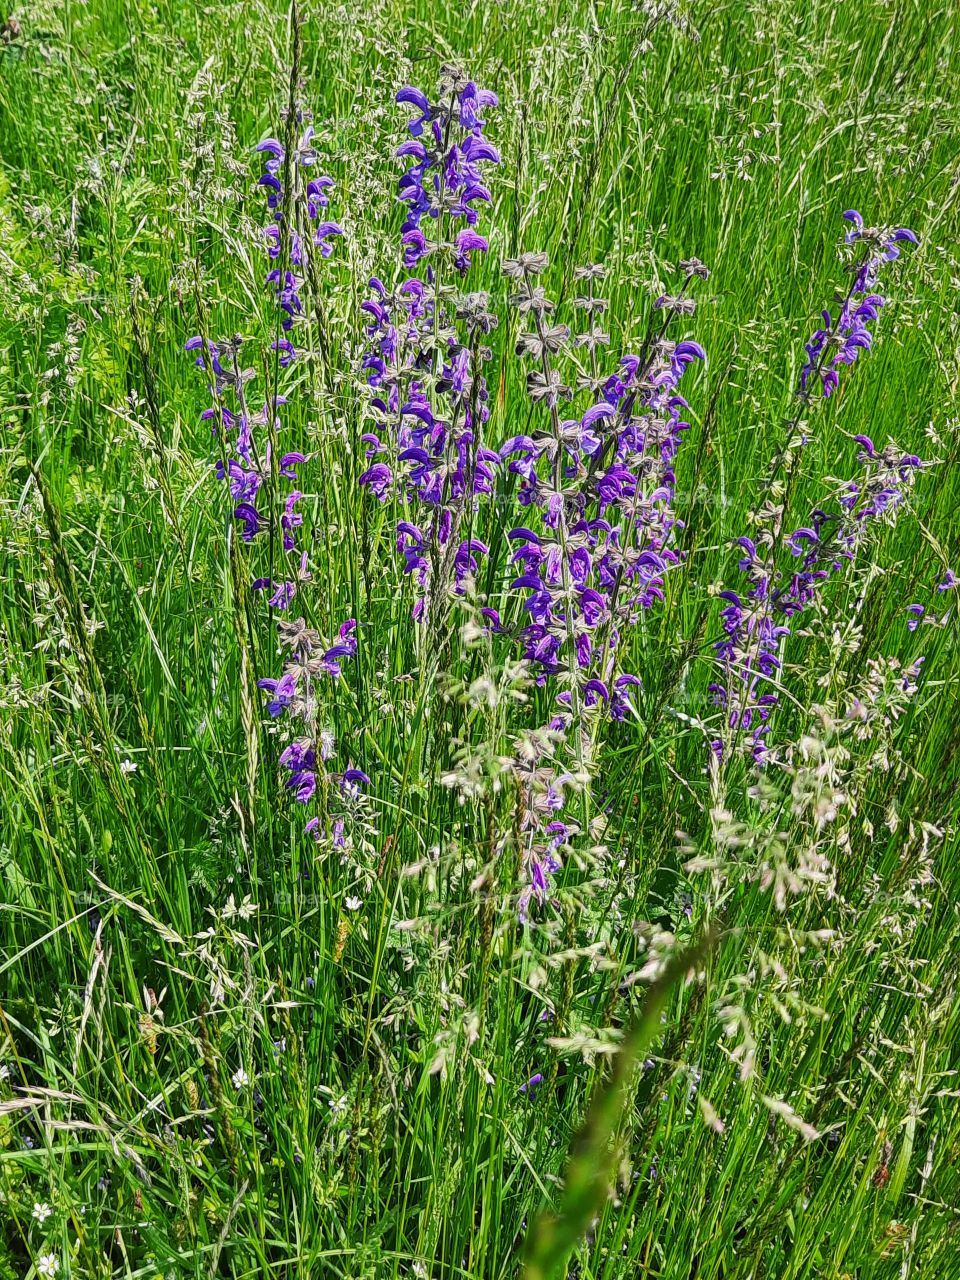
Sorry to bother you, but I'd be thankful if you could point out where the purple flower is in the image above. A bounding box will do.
[234,502,263,542]
[258,671,297,718]
[357,75,501,622]
[359,462,393,500]
[279,451,306,478]
[269,581,296,610]
[500,312,704,705]
[714,437,925,761]
[286,770,317,804]
[801,212,917,399]
[255,121,341,363]
[453,228,489,273]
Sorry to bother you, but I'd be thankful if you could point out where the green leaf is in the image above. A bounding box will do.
[522,931,719,1280]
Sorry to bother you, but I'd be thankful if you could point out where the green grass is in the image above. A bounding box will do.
[1,0,959,1277]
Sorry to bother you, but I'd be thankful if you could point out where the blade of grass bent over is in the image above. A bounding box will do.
[522,930,719,1280]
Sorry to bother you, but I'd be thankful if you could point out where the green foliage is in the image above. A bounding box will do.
[1,1,959,1278]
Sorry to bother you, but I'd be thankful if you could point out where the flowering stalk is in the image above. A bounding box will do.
[710,210,919,762]
[497,256,707,731]
[358,68,500,633]
[800,211,918,400]
[257,615,368,845]
[512,747,573,924]
[186,102,365,846]
[256,121,343,368]
[488,254,706,910]
[712,441,924,761]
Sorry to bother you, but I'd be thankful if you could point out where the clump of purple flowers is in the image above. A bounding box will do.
[394,70,499,273]
[476,255,709,915]
[185,117,344,612]
[183,334,309,610]
[358,69,500,626]
[185,113,368,842]
[711,212,920,761]
[258,614,368,843]
[496,254,708,734]
[256,119,343,366]
[713,438,924,761]
[800,210,918,399]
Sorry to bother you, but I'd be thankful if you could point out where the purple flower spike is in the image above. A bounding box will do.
[358,71,500,620]
[801,210,917,398]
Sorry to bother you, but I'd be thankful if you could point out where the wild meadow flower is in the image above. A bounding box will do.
[185,333,302,598]
[185,110,342,611]
[905,564,957,630]
[36,1256,60,1279]
[500,255,706,732]
[258,616,367,843]
[711,212,920,761]
[256,120,343,365]
[511,745,575,922]
[712,435,925,760]
[800,211,918,399]
[185,114,367,842]
[394,69,498,272]
[358,68,500,627]
[472,256,708,916]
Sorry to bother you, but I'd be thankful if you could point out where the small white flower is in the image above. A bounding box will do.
[236,894,258,921]
[32,1202,53,1223]
[231,1067,249,1090]
[37,1255,60,1278]
[344,896,363,911]
[119,759,138,774]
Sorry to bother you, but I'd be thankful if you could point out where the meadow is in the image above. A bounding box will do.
[1,0,960,1277]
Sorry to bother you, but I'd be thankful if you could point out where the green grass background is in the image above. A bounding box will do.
[1,0,959,1277]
